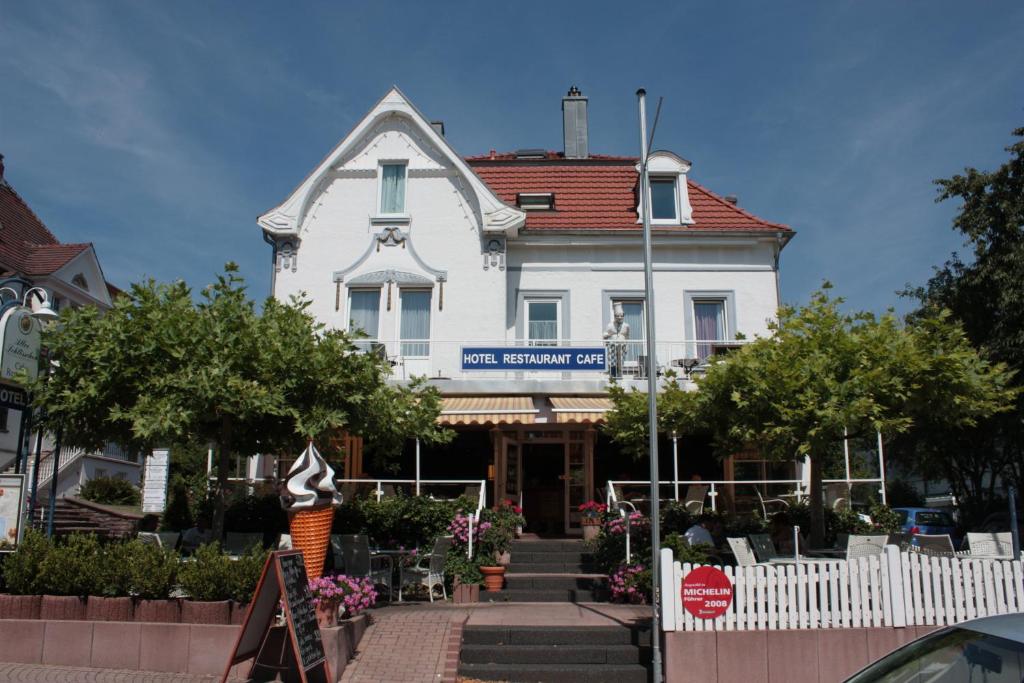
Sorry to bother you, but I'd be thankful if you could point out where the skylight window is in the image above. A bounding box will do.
[517,193,555,211]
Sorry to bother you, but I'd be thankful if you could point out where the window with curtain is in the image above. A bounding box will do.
[400,290,431,356]
[527,300,559,346]
[380,163,406,214]
[694,300,726,360]
[613,300,646,365]
[650,177,677,220]
[348,289,380,351]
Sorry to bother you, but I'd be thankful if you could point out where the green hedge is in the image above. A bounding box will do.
[332,494,475,549]
[79,477,141,506]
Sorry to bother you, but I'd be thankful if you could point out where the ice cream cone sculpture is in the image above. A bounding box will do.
[280,442,343,579]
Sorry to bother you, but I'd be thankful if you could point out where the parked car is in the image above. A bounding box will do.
[892,507,960,547]
[845,613,1024,682]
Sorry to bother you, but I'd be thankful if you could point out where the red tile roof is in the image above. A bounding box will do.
[0,178,91,276]
[467,152,790,233]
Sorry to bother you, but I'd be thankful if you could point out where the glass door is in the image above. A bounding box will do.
[564,432,588,535]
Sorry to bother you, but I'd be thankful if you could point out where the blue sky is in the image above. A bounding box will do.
[2,1,1022,314]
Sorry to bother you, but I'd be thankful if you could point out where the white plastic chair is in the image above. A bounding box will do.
[727,537,763,567]
[755,488,788,519]
[399,536,452,602]
[683,484,709,515]
[846,534,888,560]
[913,534,955,556]
[963,532,1013,559]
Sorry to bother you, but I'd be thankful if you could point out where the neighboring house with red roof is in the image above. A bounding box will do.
[0,155,139,495]
[259,87,795,533]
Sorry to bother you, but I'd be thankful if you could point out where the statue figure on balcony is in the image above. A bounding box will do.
[603,302,630,378]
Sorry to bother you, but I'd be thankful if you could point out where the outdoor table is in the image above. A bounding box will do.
[373,548,420,602]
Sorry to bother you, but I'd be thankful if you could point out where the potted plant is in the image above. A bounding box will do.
[446,552,482,603]
[229,545,268,624]
[87,540,133,621]
[129,539,181,622]
[0,529,49,618]
[475,518,512,593]
[178,543,232,624]
[491,500,524,562]
[38,533,100,620]
[578,501,607,541]
[308,574,344,627]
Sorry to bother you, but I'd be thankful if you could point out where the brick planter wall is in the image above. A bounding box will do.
[39,596,87,621]
[180,600,231,625]
[86,596,133,622]
[0,614,368,677]
[133,599,181,623]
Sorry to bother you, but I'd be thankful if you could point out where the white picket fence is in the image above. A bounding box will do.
[661,546,1024,632]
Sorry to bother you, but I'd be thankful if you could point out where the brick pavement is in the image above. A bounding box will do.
[339,604,470,683]
[0,663,242,682]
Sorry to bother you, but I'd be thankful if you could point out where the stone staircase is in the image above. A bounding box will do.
[458,624,651,683]
[32,497,140,538]
[486,538,608,603]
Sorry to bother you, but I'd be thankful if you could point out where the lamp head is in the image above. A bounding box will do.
[31,299,59,323]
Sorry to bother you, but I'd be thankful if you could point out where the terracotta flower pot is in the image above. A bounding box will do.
[231,601,250,625]
[86,596,133,622]
[0,594,41,619]
[315,601,339,628]
[181,600,231,625]
[480,566,505,592]
[40,595,87,620]
[582,521,600,542]
[496,551,511,566]
[452,580,479,604]
[134,598,181,623]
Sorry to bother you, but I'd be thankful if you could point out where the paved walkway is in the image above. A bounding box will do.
[0,663,240,682]
[339,604,470,683]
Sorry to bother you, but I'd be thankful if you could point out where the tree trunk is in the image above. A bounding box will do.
[211,417,233,543]
[809,455,825,549]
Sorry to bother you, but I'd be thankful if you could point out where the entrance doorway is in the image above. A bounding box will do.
[521,444,564,536]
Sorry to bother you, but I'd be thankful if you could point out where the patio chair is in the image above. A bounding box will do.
[727,537,763,567]
[748,533,780,562]
[846,534,888,560]
[399,536,452,602]
[755,488,788,519]
[683,484,709,515]
[824,483,850,511]
[157,531,181,551]
[963,532,1013,559]
[137,532,161,547]
[335,534,393,600]
[339,482,357,503]
[913,534,955,557]
[888,532,913,552]
[276,534,292,550]
[379,484,397,499]
[224,532,264,556]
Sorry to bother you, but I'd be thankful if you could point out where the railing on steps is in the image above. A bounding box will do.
[25,442,139,493]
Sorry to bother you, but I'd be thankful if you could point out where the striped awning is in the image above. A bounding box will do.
[549,396,613,424]
[438,396,537,425]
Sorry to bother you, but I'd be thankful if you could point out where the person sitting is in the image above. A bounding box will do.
[684,516,715,547]
[181,517,213,554]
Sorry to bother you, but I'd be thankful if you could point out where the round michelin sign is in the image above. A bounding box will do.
[681,566,733,619]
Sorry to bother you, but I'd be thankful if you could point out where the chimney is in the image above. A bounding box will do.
[0,154,5,180]
[430,121,445,137]
[562,85,588,159]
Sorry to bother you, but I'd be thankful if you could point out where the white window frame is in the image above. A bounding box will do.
[347,288,382,341]
[376,161,409,217]
[648,175,679,224]
[526,299,561,347]
[397,288,432,359]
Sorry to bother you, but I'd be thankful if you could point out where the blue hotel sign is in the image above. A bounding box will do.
[461,346,607,372]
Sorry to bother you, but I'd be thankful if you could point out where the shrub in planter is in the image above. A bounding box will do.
[128,539,181,622]
[0,529,51,619]
[79,476,141,506]
[37,533,103,620]
[228,544,269,621]
[178,543,232,624]
[87,541,134,621]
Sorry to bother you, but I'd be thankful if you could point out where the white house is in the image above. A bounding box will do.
[260,87,794,534]
[0,155,140,498]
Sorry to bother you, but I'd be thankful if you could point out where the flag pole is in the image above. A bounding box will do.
[637,87,663,683]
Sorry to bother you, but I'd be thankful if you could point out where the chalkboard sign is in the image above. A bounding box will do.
[221,550,330,683]
[278,552,326,671]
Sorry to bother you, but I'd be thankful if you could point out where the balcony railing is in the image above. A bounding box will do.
[368,338,750,381]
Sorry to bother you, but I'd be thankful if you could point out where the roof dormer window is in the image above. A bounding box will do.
[650,177,677,221]
[638,151,694,226]
[517,193,555,211]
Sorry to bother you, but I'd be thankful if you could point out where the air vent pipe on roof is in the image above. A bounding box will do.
[562,85,589,159]
[724,195,738,205]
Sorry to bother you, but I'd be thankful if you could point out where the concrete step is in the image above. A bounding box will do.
[511,539,585,553]
[460,644,639,665]
[505,574,606,591]
[480,588,607,603]
[509,551,593,564]
[457,662,649,683]
[462,625,652,647]
[507,562,597,574]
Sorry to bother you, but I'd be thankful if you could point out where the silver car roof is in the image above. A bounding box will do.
[956,614,1024,643]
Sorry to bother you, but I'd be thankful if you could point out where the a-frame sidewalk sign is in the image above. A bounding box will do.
[221,549,331,683]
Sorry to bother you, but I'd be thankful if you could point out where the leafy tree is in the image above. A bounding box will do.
[30,264,451,539]
[606,286,1016,546]
[901,127,1024,518]
[604,373,702,460]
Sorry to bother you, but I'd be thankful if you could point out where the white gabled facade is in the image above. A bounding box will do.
[261,86,794,534]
